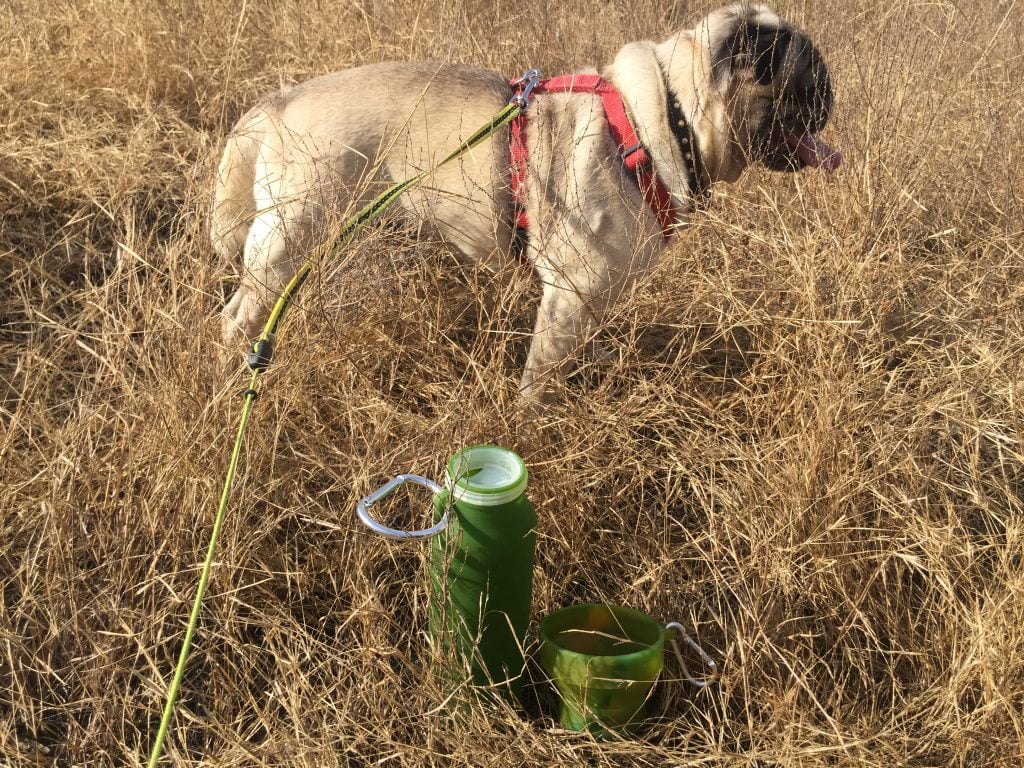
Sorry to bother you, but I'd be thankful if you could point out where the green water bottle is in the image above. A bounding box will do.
[356,445,536,704]
[430,445,536,703]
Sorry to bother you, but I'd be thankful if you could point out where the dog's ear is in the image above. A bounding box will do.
[720,21,790,84]
[715,21,793,86]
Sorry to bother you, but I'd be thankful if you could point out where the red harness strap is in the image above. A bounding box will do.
[509,74,678,237]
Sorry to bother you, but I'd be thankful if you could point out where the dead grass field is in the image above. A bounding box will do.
[2,0,1024,765]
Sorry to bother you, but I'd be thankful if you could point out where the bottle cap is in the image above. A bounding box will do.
[446,445,528,507]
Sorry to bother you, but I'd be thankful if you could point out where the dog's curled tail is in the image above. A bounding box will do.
[209,106,266,265]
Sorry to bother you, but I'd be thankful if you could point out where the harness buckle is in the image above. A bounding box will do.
[620,143,645,161]
[620,142,650,172]
[509,68,542,109]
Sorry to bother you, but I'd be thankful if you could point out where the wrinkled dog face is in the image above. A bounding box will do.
[704,4,838,172]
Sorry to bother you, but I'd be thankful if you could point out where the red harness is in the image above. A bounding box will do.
[509,74,678,237]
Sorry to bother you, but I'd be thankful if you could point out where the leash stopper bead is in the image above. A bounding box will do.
[246,334,275,371]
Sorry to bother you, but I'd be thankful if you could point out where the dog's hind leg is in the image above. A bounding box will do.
[221,197,313,352]
[210,106,275,266]
[210,137,256,264]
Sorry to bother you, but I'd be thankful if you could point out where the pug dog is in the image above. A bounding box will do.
[212,3,840,402]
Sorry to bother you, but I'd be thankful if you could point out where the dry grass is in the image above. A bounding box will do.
[2,0,1024,765]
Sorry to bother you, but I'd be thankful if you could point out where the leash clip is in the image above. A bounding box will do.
[509,68,542,109]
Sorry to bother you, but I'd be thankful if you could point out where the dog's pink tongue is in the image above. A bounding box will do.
[789,134,842,170]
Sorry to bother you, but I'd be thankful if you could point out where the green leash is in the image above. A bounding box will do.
[146,72,539,766]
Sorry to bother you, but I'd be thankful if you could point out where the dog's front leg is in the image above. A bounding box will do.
[519,266,614,403]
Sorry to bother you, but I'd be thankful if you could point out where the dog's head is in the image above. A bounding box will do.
[695,3,840,177]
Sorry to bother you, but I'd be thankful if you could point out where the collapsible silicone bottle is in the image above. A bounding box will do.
[356,445,536,704]
[429,445,536,702]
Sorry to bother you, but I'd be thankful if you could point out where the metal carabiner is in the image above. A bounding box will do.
[509,68,542,109]
[665,622,718,688]
[356,474,448,539]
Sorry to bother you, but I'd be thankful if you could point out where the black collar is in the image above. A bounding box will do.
[664,82,711,207]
